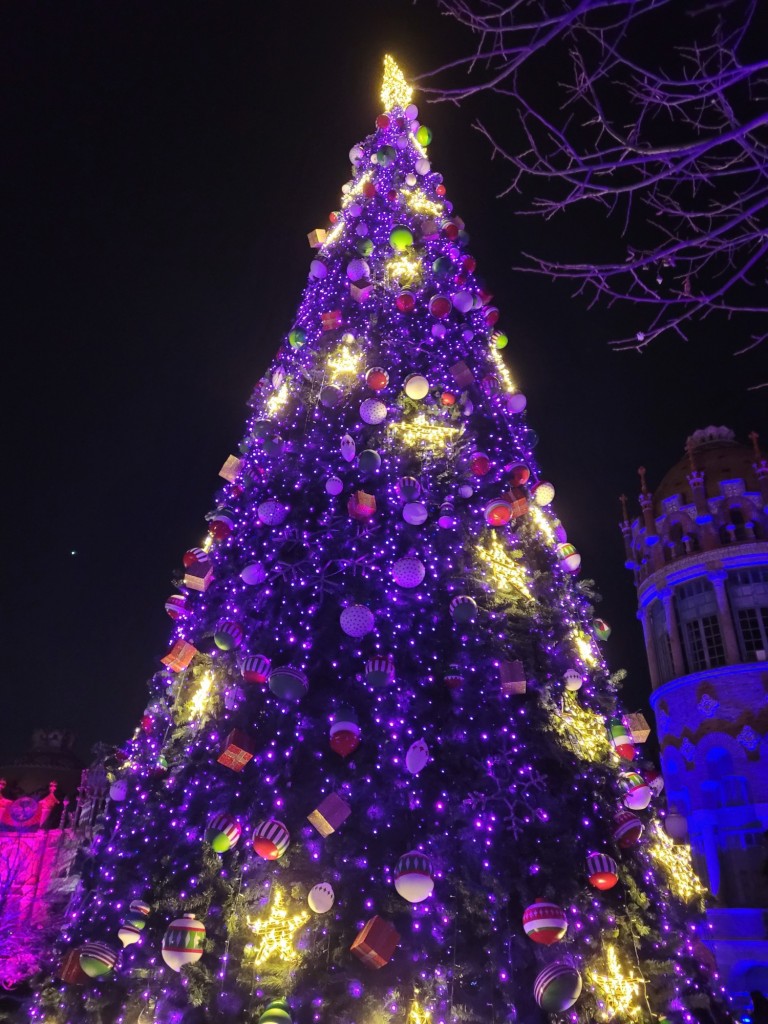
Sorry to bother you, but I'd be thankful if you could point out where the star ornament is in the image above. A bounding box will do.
[381,55,413,112]
[244,887,309,967]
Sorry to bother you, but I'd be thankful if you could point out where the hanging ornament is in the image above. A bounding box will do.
[450,595,478,624]
[366,366,389,391]
[492,330,509,350]
[438,502,456,528]
[347,258,370,281]
[453,290,474,313]
[404,373,429,400]
[309,259,327,280]
[508,463,530,486]
[78,942,118,978]
[129,899,151,917]
[484,498,512,527]
[390,226,414,250]
[522,900,568,945]
[240,562,266,585]
[429,294,452,318]
[563,668,583,692]
[308,882,335,914]
[252,818,291,860]
[320,384,344,408]
[593,617,612,640]
[350,915,401,968]
[214,620,244,652]
[508,392,527,413]
[396,290,416,312]
[258,500,289,526]
[268,665,308,701]
[609,718,636,760]
[534,961,582,1012]
[110,779,128,802]
[532,481,555,505]
[444,664,464,690]
[664,810,688,841]
[341,434,356,462]
[117,922,143,948]
[360,399,388,425]
[165,595,189,620]
[364,654,395,687]
[183,547,209,569]
[161,914,206,971]
[340,604,375,638]
[470,451,490,476]
[392,555,426,588]
[259,1000,292,1024]
[403,501,428,525]
[358,449,382,473]
[330,707,361,758]
[405,738,429,774]
[326,476,344,495]
[288,328,306,349]
[241,653,271,684]
[205,813,242,853]
[612,809,644,848]
[642,764,664,796]
[556,542,582,574]
[209,506,237,541]
[619,771,652,810]
[586,852,619,890]
[396,476,421,501]
[394,850,434,903]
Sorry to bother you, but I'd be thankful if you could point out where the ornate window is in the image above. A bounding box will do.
[728,567,768,661]
[676,579,726,671]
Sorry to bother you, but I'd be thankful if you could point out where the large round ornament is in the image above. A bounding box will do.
[214,620,244,652]
[109,779,128,802]
[493,330,509,350]
[403,501,428,525]
[470,452,490,476]
[365,654,395,687]
[129,899,151,917]
[619,771,652,811]
[161,914,206,972]
[309,259,327,280]
[258,500,289,526]
[392,555,426,588]
[390,226,414,250]
[252,819,290,860]
[347,258,369,281]
[453,290,474,313]
[394,850,434,903]
[241,653,271,684]
[450,595,478,624]
[330,706,361,758]
[326,476,344,496]
[206,813,242,853]
[396,290,416,312]
[429,294,452,318]
[609,718,635,760]
[664,811,688,841]
[366,367,389,391]
[79,941,118,978]
[405,739,429,774]
[404,373,429,400]
[165,595,189,620]
[563,668,583,692]
[288,328,306,349]
[358,449,382,473]
[260,999,292,1024]
[360,399,387,425]
[522,900,568,945]
[534,961,582,1012]
[397,476,421,501]
[183,547,209,569]
[416,124,432,145]
[556,542,581,574]
[308,882,335,914]
[240,562,266,585]
[340,604,375,638]
[320,385,344,408]
[485,499,512,527]
[508,463,530,486]
[268,665,308,701]
[533,481,556,506]
[209,507,236,541]
[612,809,644,848]
[586,852,619,890]
[508,392,527,413]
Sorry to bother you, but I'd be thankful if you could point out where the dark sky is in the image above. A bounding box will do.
[2,2,764,765]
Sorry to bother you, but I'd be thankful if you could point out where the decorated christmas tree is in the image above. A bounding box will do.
[33,58,731,1024]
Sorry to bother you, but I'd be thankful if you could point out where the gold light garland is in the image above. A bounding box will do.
[266,380,290,416]
[587,944,643,1022]
[244,887,309,967]
[326,335,362,382]
[407,1002,432,1024]
[475,531,533,602]
[381,55,413,112]
[549,691,613,763]
[388,413,461,451]
[489,345,517,394]
[384,251,423,289]
[188,671,215,721]
[403,189,444,219]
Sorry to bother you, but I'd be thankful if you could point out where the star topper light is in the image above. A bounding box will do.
[381,54,413,112]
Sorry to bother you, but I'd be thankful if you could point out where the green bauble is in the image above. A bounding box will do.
[494,331,509,350]
[390,226,414,250]
[357,238,373,257]
[259,1000,291,1024]
[416,125,432,145]
[358,449,381,473]
[376,145,396,166]
[433,256,452,278]
[288,329,306,349]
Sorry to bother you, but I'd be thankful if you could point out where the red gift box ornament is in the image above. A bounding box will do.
[321,310,342,332]
[217,729,254,772]
[350,915,400,969]
[161,640,198,673]
[307,792,351,836]
[348,490,377,521]
[184,560,214,592]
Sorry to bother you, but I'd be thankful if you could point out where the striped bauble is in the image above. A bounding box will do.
[252,818,290,860]
[522,900,567,945]
[484,498,512,527]
[268,665,308,701]
[129,899,151,917]
[240,653,271,684]
[612,809,644,848]
[394,850,434,903]
[586,852,619,890]
[450,595,477,624]
[165,595,189,620]
[214,620,244,651]
[534,961,582,1011]
[117,922,143,947]
[206,813,242,853]
[364,655,395,687]
[183,547,209,568]
[79,941,118,978]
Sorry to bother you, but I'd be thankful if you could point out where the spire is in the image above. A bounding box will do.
[381,55,413,113]
[638,466,648,495]
[619,493,629,522]
[748,430,761,457]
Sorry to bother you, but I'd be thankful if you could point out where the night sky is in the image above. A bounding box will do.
[2,2,764,766]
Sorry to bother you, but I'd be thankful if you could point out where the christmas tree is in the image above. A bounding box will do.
[34,57,730,1024]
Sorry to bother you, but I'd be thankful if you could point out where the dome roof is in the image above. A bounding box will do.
[654,426,763,509]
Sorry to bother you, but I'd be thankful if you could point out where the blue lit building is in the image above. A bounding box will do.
[620,426,768,1007]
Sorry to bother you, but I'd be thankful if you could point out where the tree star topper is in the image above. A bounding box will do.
[381,55,413,112]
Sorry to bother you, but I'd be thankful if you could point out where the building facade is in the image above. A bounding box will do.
[0,731,108,994]
[620,426,768,1007]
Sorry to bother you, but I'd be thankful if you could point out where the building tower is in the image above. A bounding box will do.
[620,425,768,1005]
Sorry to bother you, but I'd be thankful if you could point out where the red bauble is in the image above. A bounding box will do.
[586,852,619,890]
[612,810,644,848]
[366,367,390,391]
[376,114,390,129]
[440,392,456,406]
[522,900,568,945]
[396,291,415,312]
[140,714,154,735]
[165,595,189,620]
[470,452,491,476]
[436,184,446,197]
[329,729,361,759]
[362,182,376,199]
[509,463,530,486]
[183,547,208,569]
[444,222,459,239]
[387,189,397,203]
[462,256,476,273]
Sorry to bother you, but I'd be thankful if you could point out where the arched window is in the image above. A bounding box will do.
[676,579,726,671]
[727,568,768,662]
